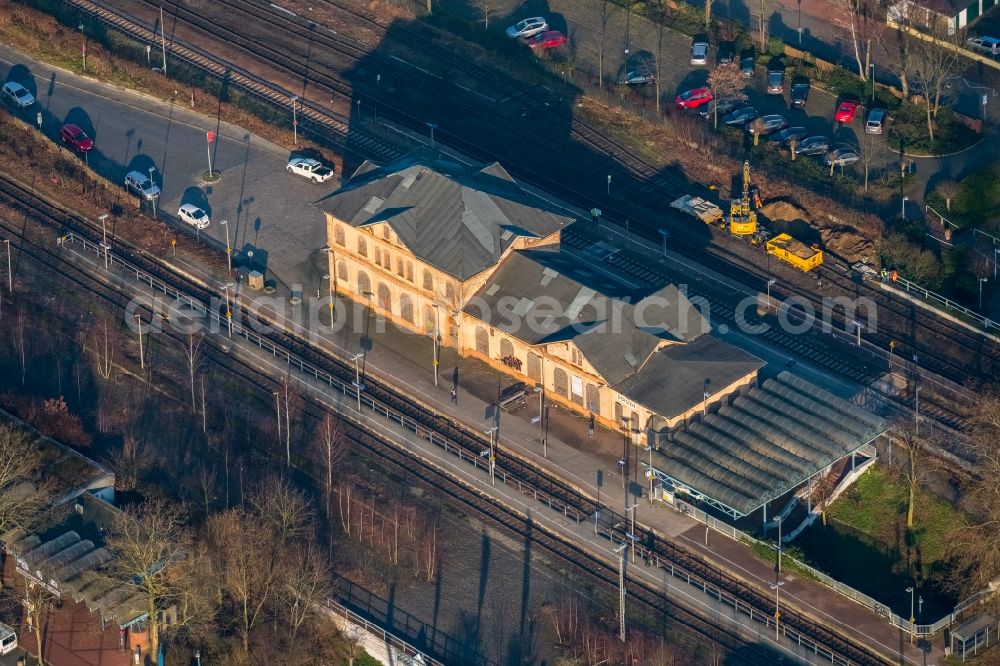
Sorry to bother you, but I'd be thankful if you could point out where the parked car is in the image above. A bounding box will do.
[740,52,756,77]
[794,135,831,155]
[620,70,656,85]
[866,108,887,134]
[124,171,160,200]
[690,39,710,65]
[525,30,567,50]
[835,100,860,123]
[2,81,34,108]
[59,123,94,152]
[790,79,810,107]
[824,146,860,167]
[766,69,785,94]
[967,35,1000,56]
[177,203,210,229]
[287,156,335,182]
[721,106,759,125]
[675,87,713,109]
[699,97,740,119]
[770,126,808,145]
[506,17,548,39]
[718,45,735,65]
[747,114,788,135]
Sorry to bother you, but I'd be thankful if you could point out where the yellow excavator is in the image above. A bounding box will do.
[728,160,757,236]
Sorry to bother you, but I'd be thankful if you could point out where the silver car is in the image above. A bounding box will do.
[506,17,548,39]
[125,171,161,200]
[2,81,34,108]
[690,40,710,65]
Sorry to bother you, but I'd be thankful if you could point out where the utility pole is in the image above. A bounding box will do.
[2,239,11,292]
[615,542,628,642]
[776,515,783,573]
[914,385,921,436]
[432,303,441,387]
[160,3,168,75]
[222,282,233,338]
[906,585,916,644]
[149,167,158,219]
[484,425,498,486]
[221,220,231,273]
[134,313,144,370]
[99,214,109,270]
[533,385,544,456]
[291,96,299,146]
[626,503,639,563]
[351,352,364,411]
[771,581,785,642]
[273,391,282,450]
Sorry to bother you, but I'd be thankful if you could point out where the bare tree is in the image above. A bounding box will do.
[857,126,886,191]
[707,63,748,129]
[179,333,204,411]
[909,27,965,142]
[470,0,503,29]
[317,414,347,553]
[80,316,119,381]
[285,539,331,641]
[648,2,667,115]
[21,576,57,666]
[249,476,313,543]
[935,179,960,210]
[0,424,50,589]
[13,308,27,385]
[108,431,148,493]
[831,0,879,79]
[704,0,716,29]
[598,0,610,89]
[104,500,192,659]
[881,29,912,98]
[340,624,365,666]
[752,0,772,49]
[889,422,932,529]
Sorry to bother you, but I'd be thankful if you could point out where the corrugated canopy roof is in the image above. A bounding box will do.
[314,149,572,280]
[651,371,888,517]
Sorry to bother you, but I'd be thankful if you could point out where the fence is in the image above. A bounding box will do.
[874,266,999,334]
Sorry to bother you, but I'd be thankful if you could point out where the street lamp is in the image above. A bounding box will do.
[533,385,546,457]
[775,515,783,573]
[98,213,110,270]
[979,276,989,311]
[426,122,437,149]
[767,277,776,313]
[195,651,201,666]
[852,319,862,347]
[702,378,711,416]
[615,541,628,642]
[134,313,144,370]
[770,580,785,642]
[658,229,669,256]
[901,195,908,220]
[291,95,299,146]
[484,425,498,487]
[432,303,441,387]
[79,23,87,72]
[914,384,921,435]
[625,503,639,563]
[220,219,232,274]
[869,62,876,102]
[222,282,234,338]
[906,585,916,643]
[351,352,364,411]
[606,173,612,195]
[149,167,158,219]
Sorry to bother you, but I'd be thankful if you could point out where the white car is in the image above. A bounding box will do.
[286,157,335,183]
[177,203,210,229]
[2,81,35,108]
[690,40,710,65]
[506,17,548,39]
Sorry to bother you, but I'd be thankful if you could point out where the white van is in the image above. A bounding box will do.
[0,622,18,654]
[866,108,887,134]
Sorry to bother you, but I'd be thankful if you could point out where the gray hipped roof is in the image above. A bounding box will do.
[465,248,761,417]
[314,150,572,280]
[652,371,888,516]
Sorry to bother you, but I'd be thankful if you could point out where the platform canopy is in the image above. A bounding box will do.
[647,371,888,518]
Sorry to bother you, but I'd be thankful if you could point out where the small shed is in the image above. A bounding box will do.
[950,613,999,661]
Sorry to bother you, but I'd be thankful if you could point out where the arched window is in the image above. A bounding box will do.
[382,225,391,241]
[400,293,414,323]
[406,262,414,282]
[334,224,345,247]
[424,305,436,333]
[500,338,514,358]
[357,270,370,296]
[377,283,391,312]
[527,352,541,381]
[337,260,348,282]
[630,411,639,433]
[586,384,600,414]
[423,270,434,291]
[445,281,455,300]
[396,257,405,277]
[614,402,624,428]
[357,236,367,258]
[373,248,382,267]
[553,368,568,397]
[475,326,490,355]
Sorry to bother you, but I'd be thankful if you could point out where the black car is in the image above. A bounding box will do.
[740,51,755,77]
[746,114,788,135]
[794,135,831,155]
[824,146,860,167]
[718,44,736,65]
[721,106,759,125]
[699,97,740,119]
[767,69,785,94]
[769,126,808,145]
[790,79,810,107]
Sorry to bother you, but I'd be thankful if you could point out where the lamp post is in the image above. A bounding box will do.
[906,585,916,643]
[195,651,201,666]
[914,384,921,435]
[351,352,364,411]
[2,239,11,292]
[432,303,441,387]
[220,219,232,274]
[323,245,337,316]
[703,378,711,416]
[291,95,299,146]
[767,277,776,313]
[222,282,234,337]
[852,319,862,347]
[273,390,282,449]
[606,173,612,195]
[620,417,630,489]
[99,213,109,270]
[159,3,168,75]
[658,229,668,256]
[869,62,876,102]
[426,122,437,149]
[149,167,158,219]
[776,515,783,573]
[979,277,989,311]
[901,195,908,220]
[484,425,498,487]
[79,23,87,72]
[134,313,144,370]
[533,385,546,457]
[771,581,785,642]
[626,502,639,563]
[615,541,628,642]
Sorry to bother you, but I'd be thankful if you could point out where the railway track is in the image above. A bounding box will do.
[0,173,892,665]
[71,0,992,438]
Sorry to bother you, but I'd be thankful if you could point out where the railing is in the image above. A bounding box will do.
[924,204,960,230]
[873,268,998,333]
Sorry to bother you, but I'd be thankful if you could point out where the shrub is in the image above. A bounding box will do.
[829,67,865,98]
[879,232,943,288]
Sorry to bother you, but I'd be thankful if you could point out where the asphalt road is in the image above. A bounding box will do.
[0,44,335,294]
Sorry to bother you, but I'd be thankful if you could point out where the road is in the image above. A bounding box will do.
[0,43,334,293]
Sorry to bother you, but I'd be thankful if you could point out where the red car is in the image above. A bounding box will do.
[834,101,860,124]
[525,30,567,50]
[59,123,94,152]
[675,87,714,110]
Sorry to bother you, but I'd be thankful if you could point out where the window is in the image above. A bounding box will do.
[396,257,404,277]
[423,270,434,291]
[373,248,382,267]
[475,326,490,355]
[337,260,347,282]
[400,293,414,323]
[630,411,639,432]
[586,384,600,413]
[553,368,568,397]
[334,224,345,246]
[424,305,436,333]
[445,281,455,300]
[500,338,514,358]
[527,352,541,382]
[570,375,584,406]
[357,270,370,296]
[571,347,582,366]
[377,283,391,312]
[382,225,391,240]
[615,402,624,427]
[358,236,367,258]
[406,262,414,282]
